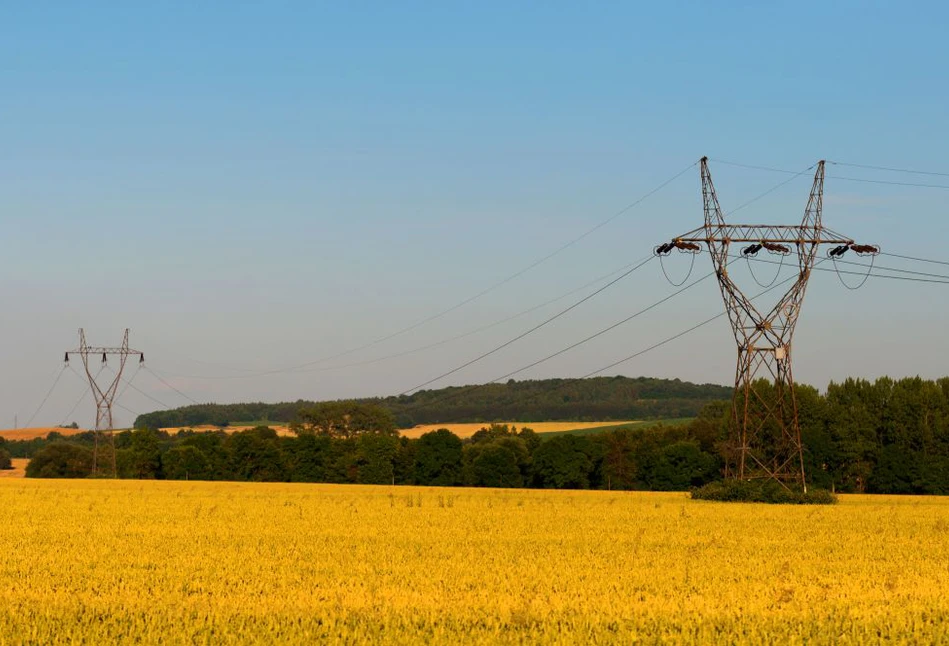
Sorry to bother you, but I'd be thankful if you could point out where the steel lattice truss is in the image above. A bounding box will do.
[65,329,144,477]
[657,157,878,490]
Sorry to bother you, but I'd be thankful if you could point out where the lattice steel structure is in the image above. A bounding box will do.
[65,329,144,477]
[657,158,877,490]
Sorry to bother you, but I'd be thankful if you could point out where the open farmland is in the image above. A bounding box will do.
[0,459,27,478]
[158,424,295,437]
[1,480,948,644]
[397,420,639,439]
[0,427,87,441]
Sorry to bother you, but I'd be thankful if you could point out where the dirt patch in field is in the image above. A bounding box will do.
[0,459,28,478]
[398,421,638,440]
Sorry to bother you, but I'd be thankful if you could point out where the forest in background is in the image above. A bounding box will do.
[6,375,949,495]
[132,376,733,429]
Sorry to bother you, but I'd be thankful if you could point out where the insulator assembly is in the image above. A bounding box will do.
[673,240,701,253]
[828,245,849,258]
[850,244,880,256]
[761,242,791,255]
[654,242,675,256]
[742,244,763,256]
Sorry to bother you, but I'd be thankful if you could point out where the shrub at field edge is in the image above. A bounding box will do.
[690,479,837,504]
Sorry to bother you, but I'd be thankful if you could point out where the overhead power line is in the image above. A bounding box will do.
[827,160,949,178]
[151,160,699,380]
[399,255,656,395]
[143,366,201,405]
[155,257,656,381]
[828,175,949,190]
[24,365,68,428]
[879,251,949,268]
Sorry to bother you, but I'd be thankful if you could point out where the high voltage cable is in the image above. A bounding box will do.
[23,365,68,428]
[401,256,800,424]
[828,175,949,190]
[122,374,176,410]
[734,252,949,285]
[486,269,716,383]
[155,258,653,381]
[62,364,106,428]
[59,388,89,428]
[143,366,202,405]
[828,160,949,178]
[581,258,831,377]
[116,364,143,401]
[397,257,726,415]
[149,161,698,380]
[399,255,657,395]
[728,164,816,215]
[712,157,949,189]
[879,251,949,268]
[203,161,698,379]
[396,248,948,422]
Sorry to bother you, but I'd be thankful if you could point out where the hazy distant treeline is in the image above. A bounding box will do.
[131,376,734,430]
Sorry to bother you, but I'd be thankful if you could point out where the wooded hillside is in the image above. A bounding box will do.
[132,376,733,429]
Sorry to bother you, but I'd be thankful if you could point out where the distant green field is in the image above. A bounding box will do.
[537,418,694,439]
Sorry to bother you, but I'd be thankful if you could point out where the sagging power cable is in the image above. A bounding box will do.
[399,254,656,395]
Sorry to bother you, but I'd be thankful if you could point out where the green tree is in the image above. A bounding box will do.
[162,445,211,480]
[124,428,162,479]
[647,440,720,490]
[291,401,396,438]
[0,447,12,470]
[415,429,463,486]
[355,433,399,484]
[530,435,593,489]
[226,427,285,481]
[466,443,523,488]
[393,437,418,485]
[25,443,93,478]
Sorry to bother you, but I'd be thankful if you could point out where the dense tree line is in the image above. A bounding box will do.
[14,376,949,495]
[0,436,12,470]
[132,376,733,430]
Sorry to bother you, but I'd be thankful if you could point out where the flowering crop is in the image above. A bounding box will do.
[1,480,947,644]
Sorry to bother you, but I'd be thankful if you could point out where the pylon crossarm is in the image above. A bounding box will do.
[671,224,855,246]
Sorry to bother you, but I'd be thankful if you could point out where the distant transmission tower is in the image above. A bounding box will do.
[656,158,878,490]
[65,329,144,477]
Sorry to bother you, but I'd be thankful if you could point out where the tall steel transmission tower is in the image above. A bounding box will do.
[65,329,144,477]
[656,158,878,490]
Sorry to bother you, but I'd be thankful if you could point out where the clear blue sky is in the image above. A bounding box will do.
[3,2,948,428]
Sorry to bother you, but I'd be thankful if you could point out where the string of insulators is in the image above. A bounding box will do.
[139,353,145,363]
[742,244,763,256]
[655,240,701,256]
[829,243,880,258]
[64,352,70,363]
[761,242,791,254]
[850,244,880,255]
[101,353,108,363]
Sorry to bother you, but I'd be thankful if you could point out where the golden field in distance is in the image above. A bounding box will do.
[397,420,637,439]
[0,427,87,441]
[0,421,637,443]
[0,459,27,478]
[1,480,947,644]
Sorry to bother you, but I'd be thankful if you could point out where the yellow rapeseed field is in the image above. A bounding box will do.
[1,480,948,644]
